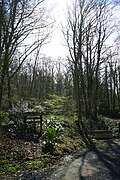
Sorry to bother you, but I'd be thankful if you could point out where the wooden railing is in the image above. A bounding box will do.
[23,112,43,136]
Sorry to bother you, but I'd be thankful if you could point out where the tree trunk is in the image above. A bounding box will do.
[0,68,6,110]
[7,76,12,109]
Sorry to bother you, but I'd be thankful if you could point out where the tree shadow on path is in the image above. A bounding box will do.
[79,139,120,180]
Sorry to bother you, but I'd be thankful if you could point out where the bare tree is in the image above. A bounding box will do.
[0,0,52,109]
[62,0,113,132]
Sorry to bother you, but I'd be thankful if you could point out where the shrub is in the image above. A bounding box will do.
[43,117,63,154]
[8,100,28,122]
[112,127,119,137]
[7,100,28,131]
[0,111,9,126]
[67,127,76,135]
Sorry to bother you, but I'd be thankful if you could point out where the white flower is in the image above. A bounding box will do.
[43,141,46,145]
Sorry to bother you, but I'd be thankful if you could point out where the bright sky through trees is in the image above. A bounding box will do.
[42,0,120,58]
[42,0,70,58]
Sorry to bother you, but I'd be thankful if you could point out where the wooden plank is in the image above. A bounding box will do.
[93,130,113,139]
[22,111,43,136]
[23,116,40,119]
[23,112,42,116]
[26,121,41,124]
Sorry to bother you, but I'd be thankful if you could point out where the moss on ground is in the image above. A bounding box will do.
[56,137,86,156]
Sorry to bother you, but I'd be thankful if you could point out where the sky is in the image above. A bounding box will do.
[42,0,70,58]
[42,0,120,59]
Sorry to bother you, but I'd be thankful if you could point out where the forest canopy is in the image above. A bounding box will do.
[0,0,120,128]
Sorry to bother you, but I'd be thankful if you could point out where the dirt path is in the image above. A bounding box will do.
[42,139,120,180]
[1,139,120,180]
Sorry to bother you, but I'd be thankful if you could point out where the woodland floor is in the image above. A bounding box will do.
[0,125,84,180]
[1,133,120,180]
[41,139,120,180]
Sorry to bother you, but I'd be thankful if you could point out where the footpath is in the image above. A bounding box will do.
[43,139,120,180]
[1,139,120,180]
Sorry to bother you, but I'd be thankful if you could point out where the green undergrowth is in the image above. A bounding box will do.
[43,94,76,116]
[93,140,110,148]
[56,137,86,156]
[0,159,21,175]
[25,138,86,171]
[0,96,84,177]
[0,136,85,176]
[25,154,62,170]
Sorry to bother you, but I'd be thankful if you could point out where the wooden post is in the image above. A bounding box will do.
[118,123,120,133]
[24,115,27,131]
[33,118,36,132]
[39,113,42,136]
